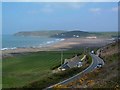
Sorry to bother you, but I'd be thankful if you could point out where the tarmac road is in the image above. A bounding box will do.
[46,53,104,89]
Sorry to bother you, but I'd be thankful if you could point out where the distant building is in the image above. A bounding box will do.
[86,36,97,39]
[73,35,79,38]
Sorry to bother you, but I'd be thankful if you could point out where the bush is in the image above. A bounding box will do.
[50,64,61,70]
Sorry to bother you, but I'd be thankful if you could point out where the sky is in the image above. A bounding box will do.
[2,2,118,34]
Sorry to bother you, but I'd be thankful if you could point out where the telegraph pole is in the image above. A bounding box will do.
[84,48,85,54]
[61,51,63,65]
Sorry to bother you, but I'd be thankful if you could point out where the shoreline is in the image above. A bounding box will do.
[2,34,65,51]
[2,38,114,58]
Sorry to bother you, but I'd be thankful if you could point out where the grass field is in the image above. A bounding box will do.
[3,49,84,88]
[92,32,118,38]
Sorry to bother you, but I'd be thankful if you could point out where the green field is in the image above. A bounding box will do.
[92,32,118,38]
[3,49,84,88]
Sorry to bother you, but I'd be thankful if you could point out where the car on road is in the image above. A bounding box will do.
[97,63,102,68]
[91,50,94,54]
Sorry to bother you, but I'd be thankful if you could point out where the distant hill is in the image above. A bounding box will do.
[14,30,92,38]
[14,30,118,38]
[50,31,92,38]
[14,30,65,37]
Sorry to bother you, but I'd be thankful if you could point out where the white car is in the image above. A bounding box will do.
[91,50,94,54]
[97,63,102,68]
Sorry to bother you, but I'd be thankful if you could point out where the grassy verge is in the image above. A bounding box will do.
[86,53,92,65]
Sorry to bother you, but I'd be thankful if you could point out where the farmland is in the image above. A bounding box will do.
[3,49,85,88]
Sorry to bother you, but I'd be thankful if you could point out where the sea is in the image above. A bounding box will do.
[1,34,64,50]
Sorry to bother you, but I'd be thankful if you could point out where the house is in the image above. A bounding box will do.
[58,55,84,71]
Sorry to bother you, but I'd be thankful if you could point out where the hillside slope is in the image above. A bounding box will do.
[57,40,120,89]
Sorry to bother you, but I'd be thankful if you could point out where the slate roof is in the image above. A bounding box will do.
[60,55,81,69]
[66,55,81,68]
[60,62,70,69]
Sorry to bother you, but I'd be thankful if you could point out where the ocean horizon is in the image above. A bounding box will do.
[1,34,65,50]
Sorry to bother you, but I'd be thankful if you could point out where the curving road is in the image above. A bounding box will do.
[46,53,104,89]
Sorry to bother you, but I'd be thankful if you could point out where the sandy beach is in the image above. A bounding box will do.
[2,38,113,58]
